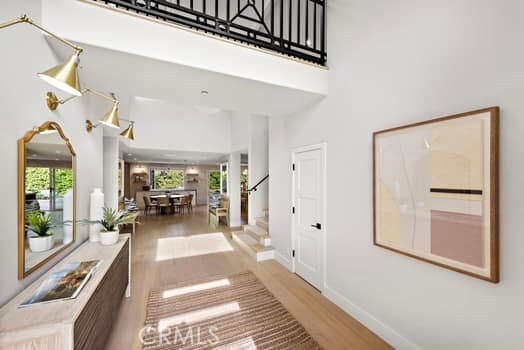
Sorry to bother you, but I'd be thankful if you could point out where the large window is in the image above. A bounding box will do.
[151,168,184,189]
[209,171,220,191]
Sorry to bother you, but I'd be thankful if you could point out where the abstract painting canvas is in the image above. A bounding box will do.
[373,107,499,282]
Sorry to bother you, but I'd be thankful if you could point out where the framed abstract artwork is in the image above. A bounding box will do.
[373,107,499,282]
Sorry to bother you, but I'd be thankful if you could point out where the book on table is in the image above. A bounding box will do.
[19,260,102,307]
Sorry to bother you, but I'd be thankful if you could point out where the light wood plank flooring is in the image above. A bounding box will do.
[106,206,392,350]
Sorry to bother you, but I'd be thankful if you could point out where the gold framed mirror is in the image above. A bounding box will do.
[18,121,76,279]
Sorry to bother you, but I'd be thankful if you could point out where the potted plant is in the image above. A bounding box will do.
[26,210,55,252]
[87,208,136,246]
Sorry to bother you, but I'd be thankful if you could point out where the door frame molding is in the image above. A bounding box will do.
[290,142,327,292]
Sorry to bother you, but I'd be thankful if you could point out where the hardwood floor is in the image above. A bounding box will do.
[106,206,392,350]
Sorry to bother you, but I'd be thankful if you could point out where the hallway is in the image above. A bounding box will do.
[107,206,391,350]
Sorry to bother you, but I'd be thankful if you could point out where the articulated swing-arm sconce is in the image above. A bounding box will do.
[0,15,84,96]
[46,90,135,140]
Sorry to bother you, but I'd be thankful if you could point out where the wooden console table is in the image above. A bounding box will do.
[0,235,131,350]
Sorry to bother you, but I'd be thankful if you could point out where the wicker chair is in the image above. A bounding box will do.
[174,195,191,214]
[187,194,194,212]
[209,196,230,227]
[143,196,158,216]
[157,195,171,215]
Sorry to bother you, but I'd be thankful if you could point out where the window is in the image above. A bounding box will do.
[220,163,228,195]
[209,171,220,191]
[151,168,185,189]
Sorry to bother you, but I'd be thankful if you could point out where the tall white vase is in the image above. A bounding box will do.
[63,189,73,244]
[89,188,104,242]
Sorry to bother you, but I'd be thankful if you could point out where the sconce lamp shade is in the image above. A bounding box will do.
[37,52,82,96]
[99,103,120,129]
[120,123,134,141]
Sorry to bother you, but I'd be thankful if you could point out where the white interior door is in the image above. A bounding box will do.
[293,146,325,290]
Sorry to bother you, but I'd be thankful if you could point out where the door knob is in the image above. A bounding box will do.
[311,223,321,230]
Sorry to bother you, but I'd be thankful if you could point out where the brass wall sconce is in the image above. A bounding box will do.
[85,120,135,141]
[46,90,135,140]
[0,15,83,96]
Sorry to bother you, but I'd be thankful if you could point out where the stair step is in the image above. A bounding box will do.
[232,232,274,262]
[244,224,268,237]
[244,224,270,246]
[255,216,268,230]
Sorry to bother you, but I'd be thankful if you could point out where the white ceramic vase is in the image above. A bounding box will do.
[29,235,54,252]
[89,188,104,242]
[99,229,119,246]
[63,189,74,244]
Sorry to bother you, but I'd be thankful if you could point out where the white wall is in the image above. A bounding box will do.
[0,1,104,305]
[269,0,524,349]
[230,111,250,153]
[103,136,119,209]
[128,97,232,154]
[228,152,242,227]
[248,116,269,223]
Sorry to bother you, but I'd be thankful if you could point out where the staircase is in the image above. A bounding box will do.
[232,209,275,261]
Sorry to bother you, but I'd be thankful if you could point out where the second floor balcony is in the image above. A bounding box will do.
[93,0,327,65]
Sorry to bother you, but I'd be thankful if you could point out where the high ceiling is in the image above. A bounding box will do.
[47,40,324,119]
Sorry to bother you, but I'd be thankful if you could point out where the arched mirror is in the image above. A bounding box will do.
[18,121,76,279]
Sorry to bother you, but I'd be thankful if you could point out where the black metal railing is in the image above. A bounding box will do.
[93,0,327,65]
[247,174,268,194]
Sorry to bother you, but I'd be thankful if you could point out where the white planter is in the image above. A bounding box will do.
[99,229,119,246]
[29,235,54,252]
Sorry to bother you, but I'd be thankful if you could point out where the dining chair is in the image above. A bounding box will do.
[143,196,158,216]
[174,195,191,215]
[157,195,171,215]
[187,194,194,212]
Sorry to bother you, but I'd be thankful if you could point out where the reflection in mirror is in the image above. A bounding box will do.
[220,162,228,195]
[19,122,76,279]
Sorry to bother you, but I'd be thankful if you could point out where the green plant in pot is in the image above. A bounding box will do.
[86,208,136,246]
[26,210,55,252]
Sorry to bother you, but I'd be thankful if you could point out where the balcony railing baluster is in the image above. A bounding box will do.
[93,0,327,65]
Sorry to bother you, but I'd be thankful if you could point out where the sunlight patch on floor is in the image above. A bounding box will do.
[155,232,234,261]
[158,302,240,330]
[162,278,231,299]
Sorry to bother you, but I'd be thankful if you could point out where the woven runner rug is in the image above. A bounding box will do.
[142,271,322,349]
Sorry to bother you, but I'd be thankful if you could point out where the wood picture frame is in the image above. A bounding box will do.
[372,107,499,282]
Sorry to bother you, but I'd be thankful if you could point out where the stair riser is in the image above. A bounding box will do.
[233,233,274,261]
[232,233,256,258]
[260,237,271,246]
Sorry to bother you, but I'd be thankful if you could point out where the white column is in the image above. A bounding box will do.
[228,152,241,227]
[248,116,269,224]
[103,136,119,210]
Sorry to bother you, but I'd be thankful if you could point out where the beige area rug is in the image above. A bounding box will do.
[142,271,322,349]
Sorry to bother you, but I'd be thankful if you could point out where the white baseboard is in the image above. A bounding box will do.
[323,285,421,350]
[274,251,293,271]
